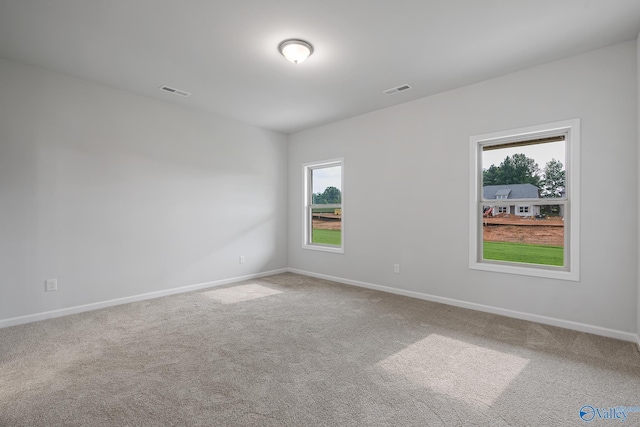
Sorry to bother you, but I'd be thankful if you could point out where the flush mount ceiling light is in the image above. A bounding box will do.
[278,39,314,64]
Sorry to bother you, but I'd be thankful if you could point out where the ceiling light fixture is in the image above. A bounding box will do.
[278,39,314,64]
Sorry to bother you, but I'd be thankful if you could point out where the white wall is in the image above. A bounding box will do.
[637,32,640,346]
[289,40,638,338]
[0,58,288,323]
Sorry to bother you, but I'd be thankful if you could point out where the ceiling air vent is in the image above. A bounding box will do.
[383,84,412,96]
[159,85,191,97]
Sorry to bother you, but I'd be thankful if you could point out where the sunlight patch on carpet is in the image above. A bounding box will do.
[202,283,282,304]
[377,334,529,406]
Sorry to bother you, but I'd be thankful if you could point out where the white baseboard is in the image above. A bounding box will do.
[289,268,640,344]
[4,267,639,345]
[0,268,288,329]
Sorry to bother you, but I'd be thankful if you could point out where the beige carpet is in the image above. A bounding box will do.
[1,273,639,426]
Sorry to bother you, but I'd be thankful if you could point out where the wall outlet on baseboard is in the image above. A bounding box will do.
[393,264,400,274]
[45,279,58,292]
[239,256,245,264]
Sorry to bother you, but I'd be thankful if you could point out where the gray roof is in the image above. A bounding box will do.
[483,183,539,199]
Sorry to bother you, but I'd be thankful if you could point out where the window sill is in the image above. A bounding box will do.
[470,260,579,281]
[303,244,344,254]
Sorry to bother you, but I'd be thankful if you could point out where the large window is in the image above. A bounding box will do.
[469,119,580,281]
[303,159,343,253]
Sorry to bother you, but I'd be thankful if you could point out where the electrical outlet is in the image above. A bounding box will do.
[239,255,245,264]
[394,264,400,274]
[45,279,58,292]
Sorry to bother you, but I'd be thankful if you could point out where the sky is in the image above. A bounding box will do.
[482,141,565,171]
[312,165,341,193]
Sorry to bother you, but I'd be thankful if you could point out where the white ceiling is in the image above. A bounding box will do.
[1,1,639,134]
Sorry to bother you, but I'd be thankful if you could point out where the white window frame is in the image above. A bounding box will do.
[497,206,508,214]
[469,119,580,281]
[302,158,344,253]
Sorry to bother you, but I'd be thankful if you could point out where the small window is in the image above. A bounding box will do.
[496,189,510,199]
[303,159,343,253]
[469,119,580,281]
